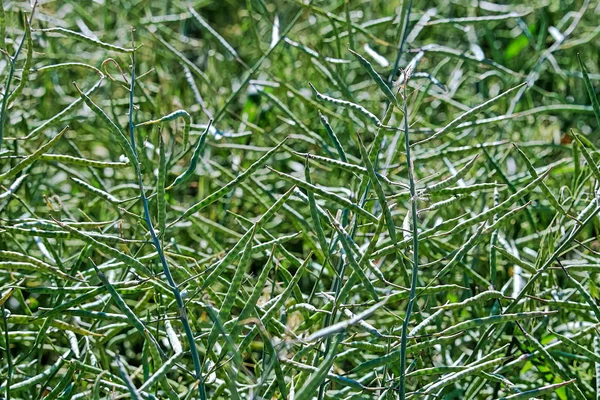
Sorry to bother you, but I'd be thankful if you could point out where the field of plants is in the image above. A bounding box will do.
[1,0,599,399]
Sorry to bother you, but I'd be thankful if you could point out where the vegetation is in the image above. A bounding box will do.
[1,0,599,399]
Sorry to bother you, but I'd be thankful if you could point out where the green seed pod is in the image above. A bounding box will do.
[318,111,348,162]
[138,352,184,393]
[493,245,536,273]
[350,333,461,374]
[295,336,342,400]
[565,272,600,321]
[409,308,445,337]
[188,7,239,59]
[513,144,572,219]
[419,195,463,214]
[407,366,466,377]
[137,109,192,151]
[173,137,288,225]
[282,358,365,390]
[439,310,556,336]
[92,263,164,358]
[73,83,138,173]
[573,132,600,182]
[436,168,552,238]
[259,89,330,149]
[270,167,378,223]
[328,214,380,301]
[228,250,277,342]
[41,153,128,168]
[38,27,134,53]
[422,155,479,193]
[498,380,576,400]
[578,54,600,126]
[348,48,399,107]
[251,231,301,252]
[34,62,103,76]
[0,251,77,281]
[53,220,152,278]
[343,341,387,353]
[0,126,68,182]
[40,363,76,400]
[7,17,32,104]
[0,350,69,392]
[436,290,511,311]
[357,135,404,285]
[304,158,329,257]
[70,176,123,204]
[168,119,211,189]
[1,225,70,239]
[414,82,526,146]
[262,254,310,323]
[417,140,507,162]
[201,185,295,290]
[518,324,586,400]
[8,314,99,336]
[309,82,382,127]
[420,357,508,395]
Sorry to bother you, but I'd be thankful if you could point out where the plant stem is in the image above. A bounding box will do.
[127,31,204,398]
[397,84,418,399]
[2,304,11,400]
[0,12,30,151]
[389,0,413,84]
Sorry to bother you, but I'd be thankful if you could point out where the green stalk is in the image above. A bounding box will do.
[389,0,413,83]
[0,12,34,151]
[126,32,204,397]
[397,83,419,399]
[2,304,11,400]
